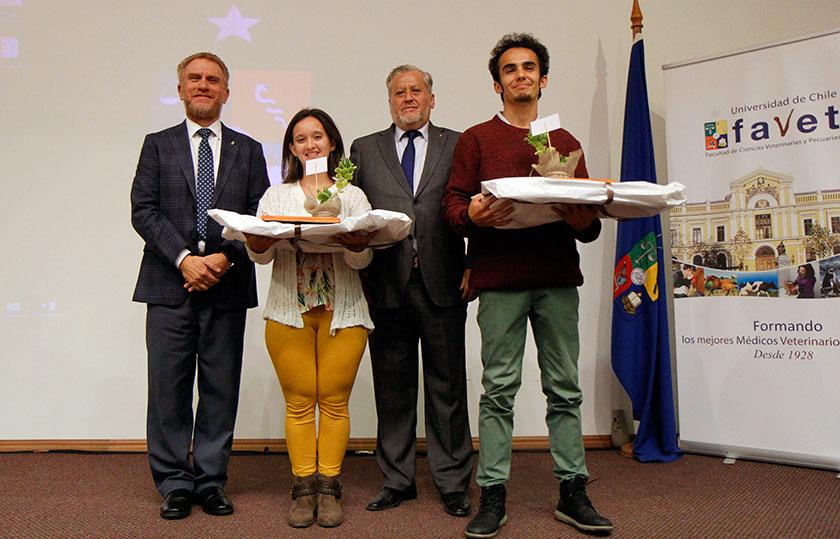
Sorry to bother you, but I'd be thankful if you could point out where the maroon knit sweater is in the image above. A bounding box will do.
[443,115,601,290]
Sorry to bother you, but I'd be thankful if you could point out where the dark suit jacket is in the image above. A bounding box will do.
[351,124,464,309]
[131,121,269,310]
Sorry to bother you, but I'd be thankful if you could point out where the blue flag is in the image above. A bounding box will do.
[611,37,681,462]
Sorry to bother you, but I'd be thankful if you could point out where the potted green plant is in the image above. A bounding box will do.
[303,157,357,218]
[525,132,582,178]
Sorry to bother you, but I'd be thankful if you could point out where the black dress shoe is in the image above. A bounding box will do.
[366,484,417,511]
[196,486,234,516]
[160,489,192,520]
[442,491,471,517]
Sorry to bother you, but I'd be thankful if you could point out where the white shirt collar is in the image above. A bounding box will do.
[186,118,222,138]
[394,122,430,142]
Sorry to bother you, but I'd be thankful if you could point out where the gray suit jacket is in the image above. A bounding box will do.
[351,124,464,309]
[131,121,269,309]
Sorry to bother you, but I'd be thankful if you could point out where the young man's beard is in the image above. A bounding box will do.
[505,91,537,104]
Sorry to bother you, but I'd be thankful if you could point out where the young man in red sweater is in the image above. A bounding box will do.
[443,33,613,537]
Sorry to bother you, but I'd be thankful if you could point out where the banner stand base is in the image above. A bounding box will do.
[680,440,840,473]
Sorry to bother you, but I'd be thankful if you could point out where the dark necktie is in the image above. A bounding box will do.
[400,130,421,193]
[196,128,215,239]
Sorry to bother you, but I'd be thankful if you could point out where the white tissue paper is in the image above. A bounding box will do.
[208,208,412,253]
[480,177,685,229]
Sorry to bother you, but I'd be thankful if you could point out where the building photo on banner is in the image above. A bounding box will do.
[664,29,840,468]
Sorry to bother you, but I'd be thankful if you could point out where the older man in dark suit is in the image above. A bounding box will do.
[350,65,473,517]
[131,52,269,520]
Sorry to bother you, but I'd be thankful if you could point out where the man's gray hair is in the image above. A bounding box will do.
[385,64,433,93]
[177,52,230,88]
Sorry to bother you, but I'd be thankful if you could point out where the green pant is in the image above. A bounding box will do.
[476,287,588,486]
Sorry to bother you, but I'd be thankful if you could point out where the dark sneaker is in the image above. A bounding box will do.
[555,476,614,535]
[465,484,507,538]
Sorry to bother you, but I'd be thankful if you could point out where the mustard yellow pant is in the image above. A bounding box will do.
[265,307,367,477]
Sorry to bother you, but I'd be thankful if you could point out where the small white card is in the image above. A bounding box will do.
[530,113,562,135]
[305,156,328,175]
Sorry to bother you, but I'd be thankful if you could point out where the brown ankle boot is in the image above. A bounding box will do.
[288,474,317,528]
[316,474,343,527]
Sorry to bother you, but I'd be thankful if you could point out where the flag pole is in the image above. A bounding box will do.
[631,0,643,38]
[621,0,643,459]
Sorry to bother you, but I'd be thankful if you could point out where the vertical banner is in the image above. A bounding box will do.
[663,30,840,469]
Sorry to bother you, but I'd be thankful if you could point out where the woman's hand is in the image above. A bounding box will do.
[244,233,279,253]
[332,230,378,252]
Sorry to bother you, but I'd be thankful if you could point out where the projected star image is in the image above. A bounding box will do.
[208,5,260,43]
[0,36,19,58]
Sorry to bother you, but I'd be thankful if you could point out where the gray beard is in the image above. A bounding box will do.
[396,112,424,129]
[185,102,221,122]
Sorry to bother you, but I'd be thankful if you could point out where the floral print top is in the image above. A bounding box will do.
[296,250,335,311]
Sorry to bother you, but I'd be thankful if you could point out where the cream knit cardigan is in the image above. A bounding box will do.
[247,182,374,334]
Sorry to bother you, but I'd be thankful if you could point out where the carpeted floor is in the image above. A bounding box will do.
[1,449,838,538]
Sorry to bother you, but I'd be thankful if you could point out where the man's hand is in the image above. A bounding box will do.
[204,253,231,277]
[551,203,601,231]
[332,230,378,252]
[459,269,477,302]
[244,233,279,254]
[180,253,230,292]
[468,193,515,228]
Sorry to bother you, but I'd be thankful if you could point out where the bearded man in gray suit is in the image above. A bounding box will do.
[350,65,473,517]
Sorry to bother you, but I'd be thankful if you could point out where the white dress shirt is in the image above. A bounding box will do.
[186,118,222,184]
[176,118,223,267]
